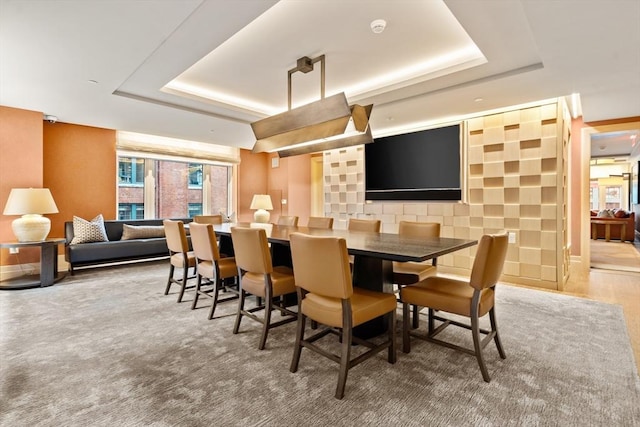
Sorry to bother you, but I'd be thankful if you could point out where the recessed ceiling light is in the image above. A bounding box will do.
[474,97,483,102]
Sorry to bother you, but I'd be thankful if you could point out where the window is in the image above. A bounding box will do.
[188,164,203,188]
[188,203,203,217]
[118,203,144,220]
[118,157,144,185]
[117,155,232,220]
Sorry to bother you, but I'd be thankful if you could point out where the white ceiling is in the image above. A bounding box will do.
[1,0,639,153]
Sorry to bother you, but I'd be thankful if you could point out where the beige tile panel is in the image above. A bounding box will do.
[520,263,542,279]
[541,265,557,281]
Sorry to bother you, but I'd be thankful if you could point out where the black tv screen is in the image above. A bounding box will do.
[365,124,462,201]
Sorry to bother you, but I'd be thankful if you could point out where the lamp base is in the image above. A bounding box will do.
[12,214,51,242]
[253,209,270,223]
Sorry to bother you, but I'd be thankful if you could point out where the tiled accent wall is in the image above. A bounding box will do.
[323,100,570,290]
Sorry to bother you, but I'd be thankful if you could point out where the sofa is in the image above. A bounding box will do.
[590,210,635,242]
[65,218,192,274]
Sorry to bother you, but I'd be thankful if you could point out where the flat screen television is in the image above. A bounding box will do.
[365,123,462,201]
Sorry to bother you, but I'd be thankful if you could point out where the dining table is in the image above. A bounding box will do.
[213,222,477,338]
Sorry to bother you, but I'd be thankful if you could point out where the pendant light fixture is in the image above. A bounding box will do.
[251,55,373,157]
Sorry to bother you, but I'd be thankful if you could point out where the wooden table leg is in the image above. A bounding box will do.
[605,224,611,242]
[620,223,626,243]
[592,222,597,240]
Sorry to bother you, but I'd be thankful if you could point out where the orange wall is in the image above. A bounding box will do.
[238,150,311,223]
[43,122,117,239]
[0,106,44,265]
[284,153,311,224]
[570,117,585,256]
[238,149,269,222]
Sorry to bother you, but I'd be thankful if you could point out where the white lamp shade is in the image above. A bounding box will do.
[3,188,59,215]
[3,188,58,242]
[250,194,273,210]
[250,194,273,224]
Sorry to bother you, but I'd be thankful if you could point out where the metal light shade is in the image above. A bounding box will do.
[3,188,59,242]
[251,55,374,157]
[252,93,351,152]
[250,194,273,223]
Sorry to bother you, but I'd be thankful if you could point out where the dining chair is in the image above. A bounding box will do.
[347,217,381,232]
[289,232,397,399]
[306,216,334,229]
[230,226,297,350]
[347,218,381,268]
[163,220,197,303]
[277,215,299,226]
[193,214,223,225]
[400,232,508,382]
[189,222,239,319]
[393,221,441,328]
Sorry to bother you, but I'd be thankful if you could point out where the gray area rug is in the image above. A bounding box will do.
[1,261,639,426]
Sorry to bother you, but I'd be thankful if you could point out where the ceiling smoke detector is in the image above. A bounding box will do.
[370,19,386,34]
[43,114,58,123]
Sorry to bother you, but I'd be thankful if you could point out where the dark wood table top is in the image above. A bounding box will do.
[213,223,477,263]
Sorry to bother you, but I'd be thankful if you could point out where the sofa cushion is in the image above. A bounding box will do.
[597,209,614,218]
[121,224,165,240]
[614,209,629,218]
[71,214,109,244]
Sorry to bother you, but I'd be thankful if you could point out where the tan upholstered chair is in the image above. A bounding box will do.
[193,214,223,225]
[277,215,299,226]
[189,223,239,319]
[230,226,297,350]
[393,221,441,327]
[289,232,397,399]
[163,220,196,303]
[347,218,381,267]
[348,218,381,232]
[400,232,509,382]
[307,216,334,229]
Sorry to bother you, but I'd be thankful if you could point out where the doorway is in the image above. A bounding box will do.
[581,121,640,273]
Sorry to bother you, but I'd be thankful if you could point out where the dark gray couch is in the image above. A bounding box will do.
[64,218,192,274]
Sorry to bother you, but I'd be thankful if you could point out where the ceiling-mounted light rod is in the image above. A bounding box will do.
[287,55,325,110]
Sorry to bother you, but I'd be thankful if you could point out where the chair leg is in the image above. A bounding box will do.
[164,264,175,295]
[207,278,221,320]
[258,295,273,350]
[489,307,507,359]
[402,302,411,353]
[176,265,188,303]
[191,274,202,310]
[335,324,352,399]
[388,309,397,363]
[428,308,435,335]
[233,289,246,334]
[471,312,491,382]
[412,304,420,329]
[290,312,307,373]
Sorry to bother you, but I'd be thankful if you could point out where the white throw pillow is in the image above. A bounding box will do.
[71,214,109,244]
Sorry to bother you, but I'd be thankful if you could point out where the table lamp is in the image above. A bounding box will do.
[3,188,59,242]
[250,194,273,223]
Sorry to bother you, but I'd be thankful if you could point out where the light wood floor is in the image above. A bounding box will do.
[526,264,640,373]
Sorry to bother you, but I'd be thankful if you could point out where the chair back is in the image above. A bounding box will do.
[163,220,189,253]
[469,233,509,290]
[194,215,223,225]
[290,232,352,299]
[231,227,273,274]
[307,216,334,229]
[277,216,299,226]
[398,221,440,239]
[189,223,221,262]
[348,218,381,232]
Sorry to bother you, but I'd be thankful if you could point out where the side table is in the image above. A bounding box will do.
[0,238,66,290]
